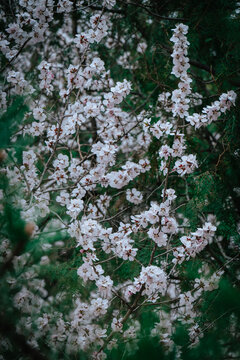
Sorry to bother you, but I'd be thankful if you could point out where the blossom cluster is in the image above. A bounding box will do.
[173,222,217,264]
[186,90,237,128]
[0,3,238,358]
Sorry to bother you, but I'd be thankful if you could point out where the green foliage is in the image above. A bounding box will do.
[0,96,28,148]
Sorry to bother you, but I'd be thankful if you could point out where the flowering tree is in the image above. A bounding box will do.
[0,1,240,359]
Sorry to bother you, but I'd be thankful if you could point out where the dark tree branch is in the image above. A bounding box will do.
[88,5,124,14]
[118,0,187,21]
[0,37,31,73]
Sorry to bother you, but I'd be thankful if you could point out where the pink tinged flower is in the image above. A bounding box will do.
[111,317,123,332]
[136,265,167,298]
[96,275,113,298]
[66,199,84,219]
[148,227,168,247]
[161,217,178,234]
[159,145,173,160]
[173,154,198,176]
[126,188,143,204]
[179,291,194,308]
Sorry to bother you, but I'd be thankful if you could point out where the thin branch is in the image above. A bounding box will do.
[0,37,31,72]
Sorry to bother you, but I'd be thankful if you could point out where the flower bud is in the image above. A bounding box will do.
[0,149,7,162]
[24,222,35,237]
